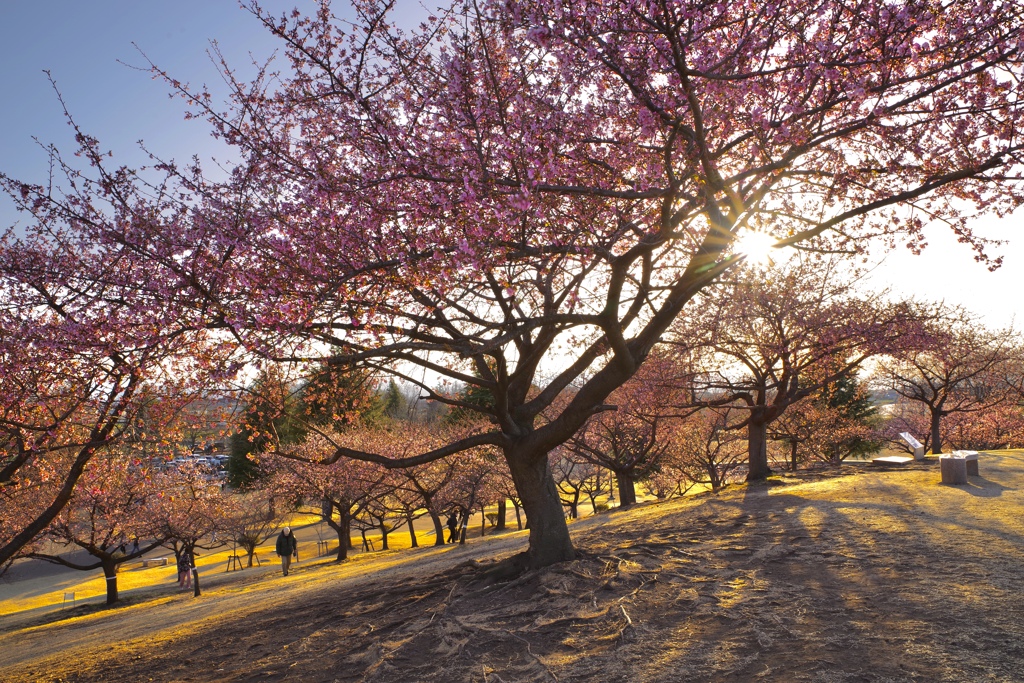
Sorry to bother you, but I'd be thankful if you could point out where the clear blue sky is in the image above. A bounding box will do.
[1,2,283,190]
[1,1,1020,329]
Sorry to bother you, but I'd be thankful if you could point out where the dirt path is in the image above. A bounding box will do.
[4,452,1024,682]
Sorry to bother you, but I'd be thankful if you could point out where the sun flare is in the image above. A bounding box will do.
[734,230,777,267]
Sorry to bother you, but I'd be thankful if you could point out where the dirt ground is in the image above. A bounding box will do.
[3,452,1023,683]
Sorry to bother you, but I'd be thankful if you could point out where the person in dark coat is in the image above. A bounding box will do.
[276,527,298,576]
[446,512,459,544]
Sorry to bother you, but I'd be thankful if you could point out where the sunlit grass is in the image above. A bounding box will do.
[0,518,461,618]
[8,451,1022,626]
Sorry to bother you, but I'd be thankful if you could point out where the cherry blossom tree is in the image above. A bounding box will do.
[873,307,1016,453]
[877,397,933,453]
[565,356,688,506]
[434,450,501,545]
[998,350,1024,404]
[490,466,526,531]
[151,461,230,582]
[354,480,407,551]
[645,459,696,500]
[668,407,748,492]
[266,436,389,561]
[769,375,880,468]
[7,0,1024,568]
[28,455,166,604]
[221,489,284,568]
[667,258,911,479]
[549,450,584,520]
[0,192,233,566]
[941,403,1024,450]
[398,458,462,546]
[879,386,1024,453]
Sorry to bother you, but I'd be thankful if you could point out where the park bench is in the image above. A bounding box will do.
[871,455,914,467]
[953,450,980,476]
[141,557,168,568]
[940,451,980,484]
[226,552,261,571]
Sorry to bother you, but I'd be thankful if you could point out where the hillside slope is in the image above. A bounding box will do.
[4,452,1023,682]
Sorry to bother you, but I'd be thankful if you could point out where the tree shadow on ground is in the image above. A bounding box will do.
[4,459,1024,682]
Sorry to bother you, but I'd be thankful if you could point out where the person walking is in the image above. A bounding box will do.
[276,526,298,576]
[446,512,459,544]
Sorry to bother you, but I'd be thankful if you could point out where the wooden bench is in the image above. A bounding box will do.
[226,553,261,571]
[142,557,168,568]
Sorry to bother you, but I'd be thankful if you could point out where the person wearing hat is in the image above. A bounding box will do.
[276,526,298,576]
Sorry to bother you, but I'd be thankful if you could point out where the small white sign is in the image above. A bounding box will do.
[899,432,923,450]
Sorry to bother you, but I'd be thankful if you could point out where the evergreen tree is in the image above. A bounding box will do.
[381,379,407,420]
[227,369,305,488]
[818,375,881,461]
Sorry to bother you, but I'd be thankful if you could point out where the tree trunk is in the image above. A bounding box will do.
[495,499,507,531]
[192,566,201,597]
[512,500,523,530]
[790,440,799,471]
[747,418,770,481]
[931,409,943,454]
[459,496,474,545]
[406,513,418,548]
[379,521,389,551]
[103,560,119,605]
[329,514,350,561]
[616,472,637,507]
[428,509,446,546]
[480,504,486,537]
[506,451,576,568]
[710,466,723,492]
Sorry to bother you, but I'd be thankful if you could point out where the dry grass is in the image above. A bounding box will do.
[0,510,447,618]
[3,451,1024,682]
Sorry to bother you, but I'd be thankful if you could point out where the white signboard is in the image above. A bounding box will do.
[899,432,923,450]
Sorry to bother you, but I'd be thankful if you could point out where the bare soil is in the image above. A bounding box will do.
[3,452,1023,683]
